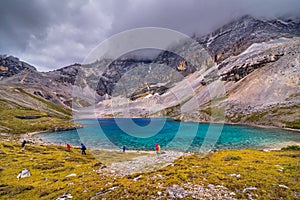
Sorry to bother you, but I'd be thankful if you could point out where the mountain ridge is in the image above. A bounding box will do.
[0,15,299,130]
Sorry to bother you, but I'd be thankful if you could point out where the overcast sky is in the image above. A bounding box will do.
[1,0,299,71]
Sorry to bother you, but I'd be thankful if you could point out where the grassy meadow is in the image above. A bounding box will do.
[0,142,299,199]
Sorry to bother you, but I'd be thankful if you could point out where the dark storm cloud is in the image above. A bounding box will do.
[0,0,299,71]
[109,0,300,36]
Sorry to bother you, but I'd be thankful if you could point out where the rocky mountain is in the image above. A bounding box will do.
[0,15,299,129]
[198,15,300,63]
[0,55,36,80]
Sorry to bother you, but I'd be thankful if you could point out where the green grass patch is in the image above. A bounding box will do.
[107,149,300,199]
[15,88,72,117]
[201,106,225,121]
[0,142,145,199]
[283,119,300,129]
[0,96,76,134]
[222,155,242,161]
[245,111,268,122]
[281,145,300,151]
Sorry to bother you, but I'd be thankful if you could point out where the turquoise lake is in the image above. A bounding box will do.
[34,118,300,152]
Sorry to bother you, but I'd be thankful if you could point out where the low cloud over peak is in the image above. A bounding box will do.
[1,0,299,71]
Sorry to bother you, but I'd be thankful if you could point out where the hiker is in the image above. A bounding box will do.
[80,143,87,155]
[122,145,126,152]
[21,139,26,151]
[155,143,159,154]
[66,143,71,151]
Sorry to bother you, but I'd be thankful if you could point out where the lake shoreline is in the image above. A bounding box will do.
[23,134,300,154]
[75,116,300,132]
[14,117,299,153]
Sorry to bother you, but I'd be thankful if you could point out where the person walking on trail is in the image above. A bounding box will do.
[21,139,26,151]
[80,143,87,155]
[66,143,71,151]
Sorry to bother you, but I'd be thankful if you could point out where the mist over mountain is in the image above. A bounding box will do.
[1,0,300,71]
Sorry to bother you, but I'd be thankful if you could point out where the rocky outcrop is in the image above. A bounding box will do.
[189,37,300,127]
[220,53,283,82]
[176,60,188,71]
[198,15,300,63]
[0,55,36,80]
[128,83,169,101]
[54,64,81,85]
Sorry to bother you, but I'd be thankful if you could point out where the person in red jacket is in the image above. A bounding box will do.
[66,143,71,151]
[155,143,160,154]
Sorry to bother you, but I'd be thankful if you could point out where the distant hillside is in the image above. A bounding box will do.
[0,85,77,134]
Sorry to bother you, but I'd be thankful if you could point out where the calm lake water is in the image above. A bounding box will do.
[34,118,300,152]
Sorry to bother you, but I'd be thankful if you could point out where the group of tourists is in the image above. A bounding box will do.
[21,139,162,155]
[21,139,87,155]
[66,143,87,155]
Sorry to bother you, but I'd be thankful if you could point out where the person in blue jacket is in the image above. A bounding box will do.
[80,143,87,155]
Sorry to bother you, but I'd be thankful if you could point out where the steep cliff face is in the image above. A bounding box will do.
[219,38,300,127]
[179,37,300,128]
[198,15,300,63]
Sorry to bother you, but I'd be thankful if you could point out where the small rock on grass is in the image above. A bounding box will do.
[133,175,142,182]
[92,162,103,167]
[229,173,241,179]
[65,173,76,178]
[57,193,73,200]
[17,168,31,179]
[278,184,289,189]
[243,186,257,193]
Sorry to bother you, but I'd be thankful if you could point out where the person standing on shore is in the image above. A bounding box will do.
[155,143,160,154]
[122,145,126,152]
[80,143,87,155]
[66,143,71,151]
[21,139,26,152]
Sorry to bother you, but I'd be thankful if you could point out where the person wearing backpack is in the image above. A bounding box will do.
[80,143,87,155]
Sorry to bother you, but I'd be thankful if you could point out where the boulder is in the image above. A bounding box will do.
[17,168,31,179]
[57,193,73,200]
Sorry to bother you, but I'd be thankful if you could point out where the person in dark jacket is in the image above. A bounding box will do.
[21,139,26,151]
[80,143,87,155]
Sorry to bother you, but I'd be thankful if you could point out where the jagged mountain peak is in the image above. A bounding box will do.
[0,55,37,80]
[198,15,300,63]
